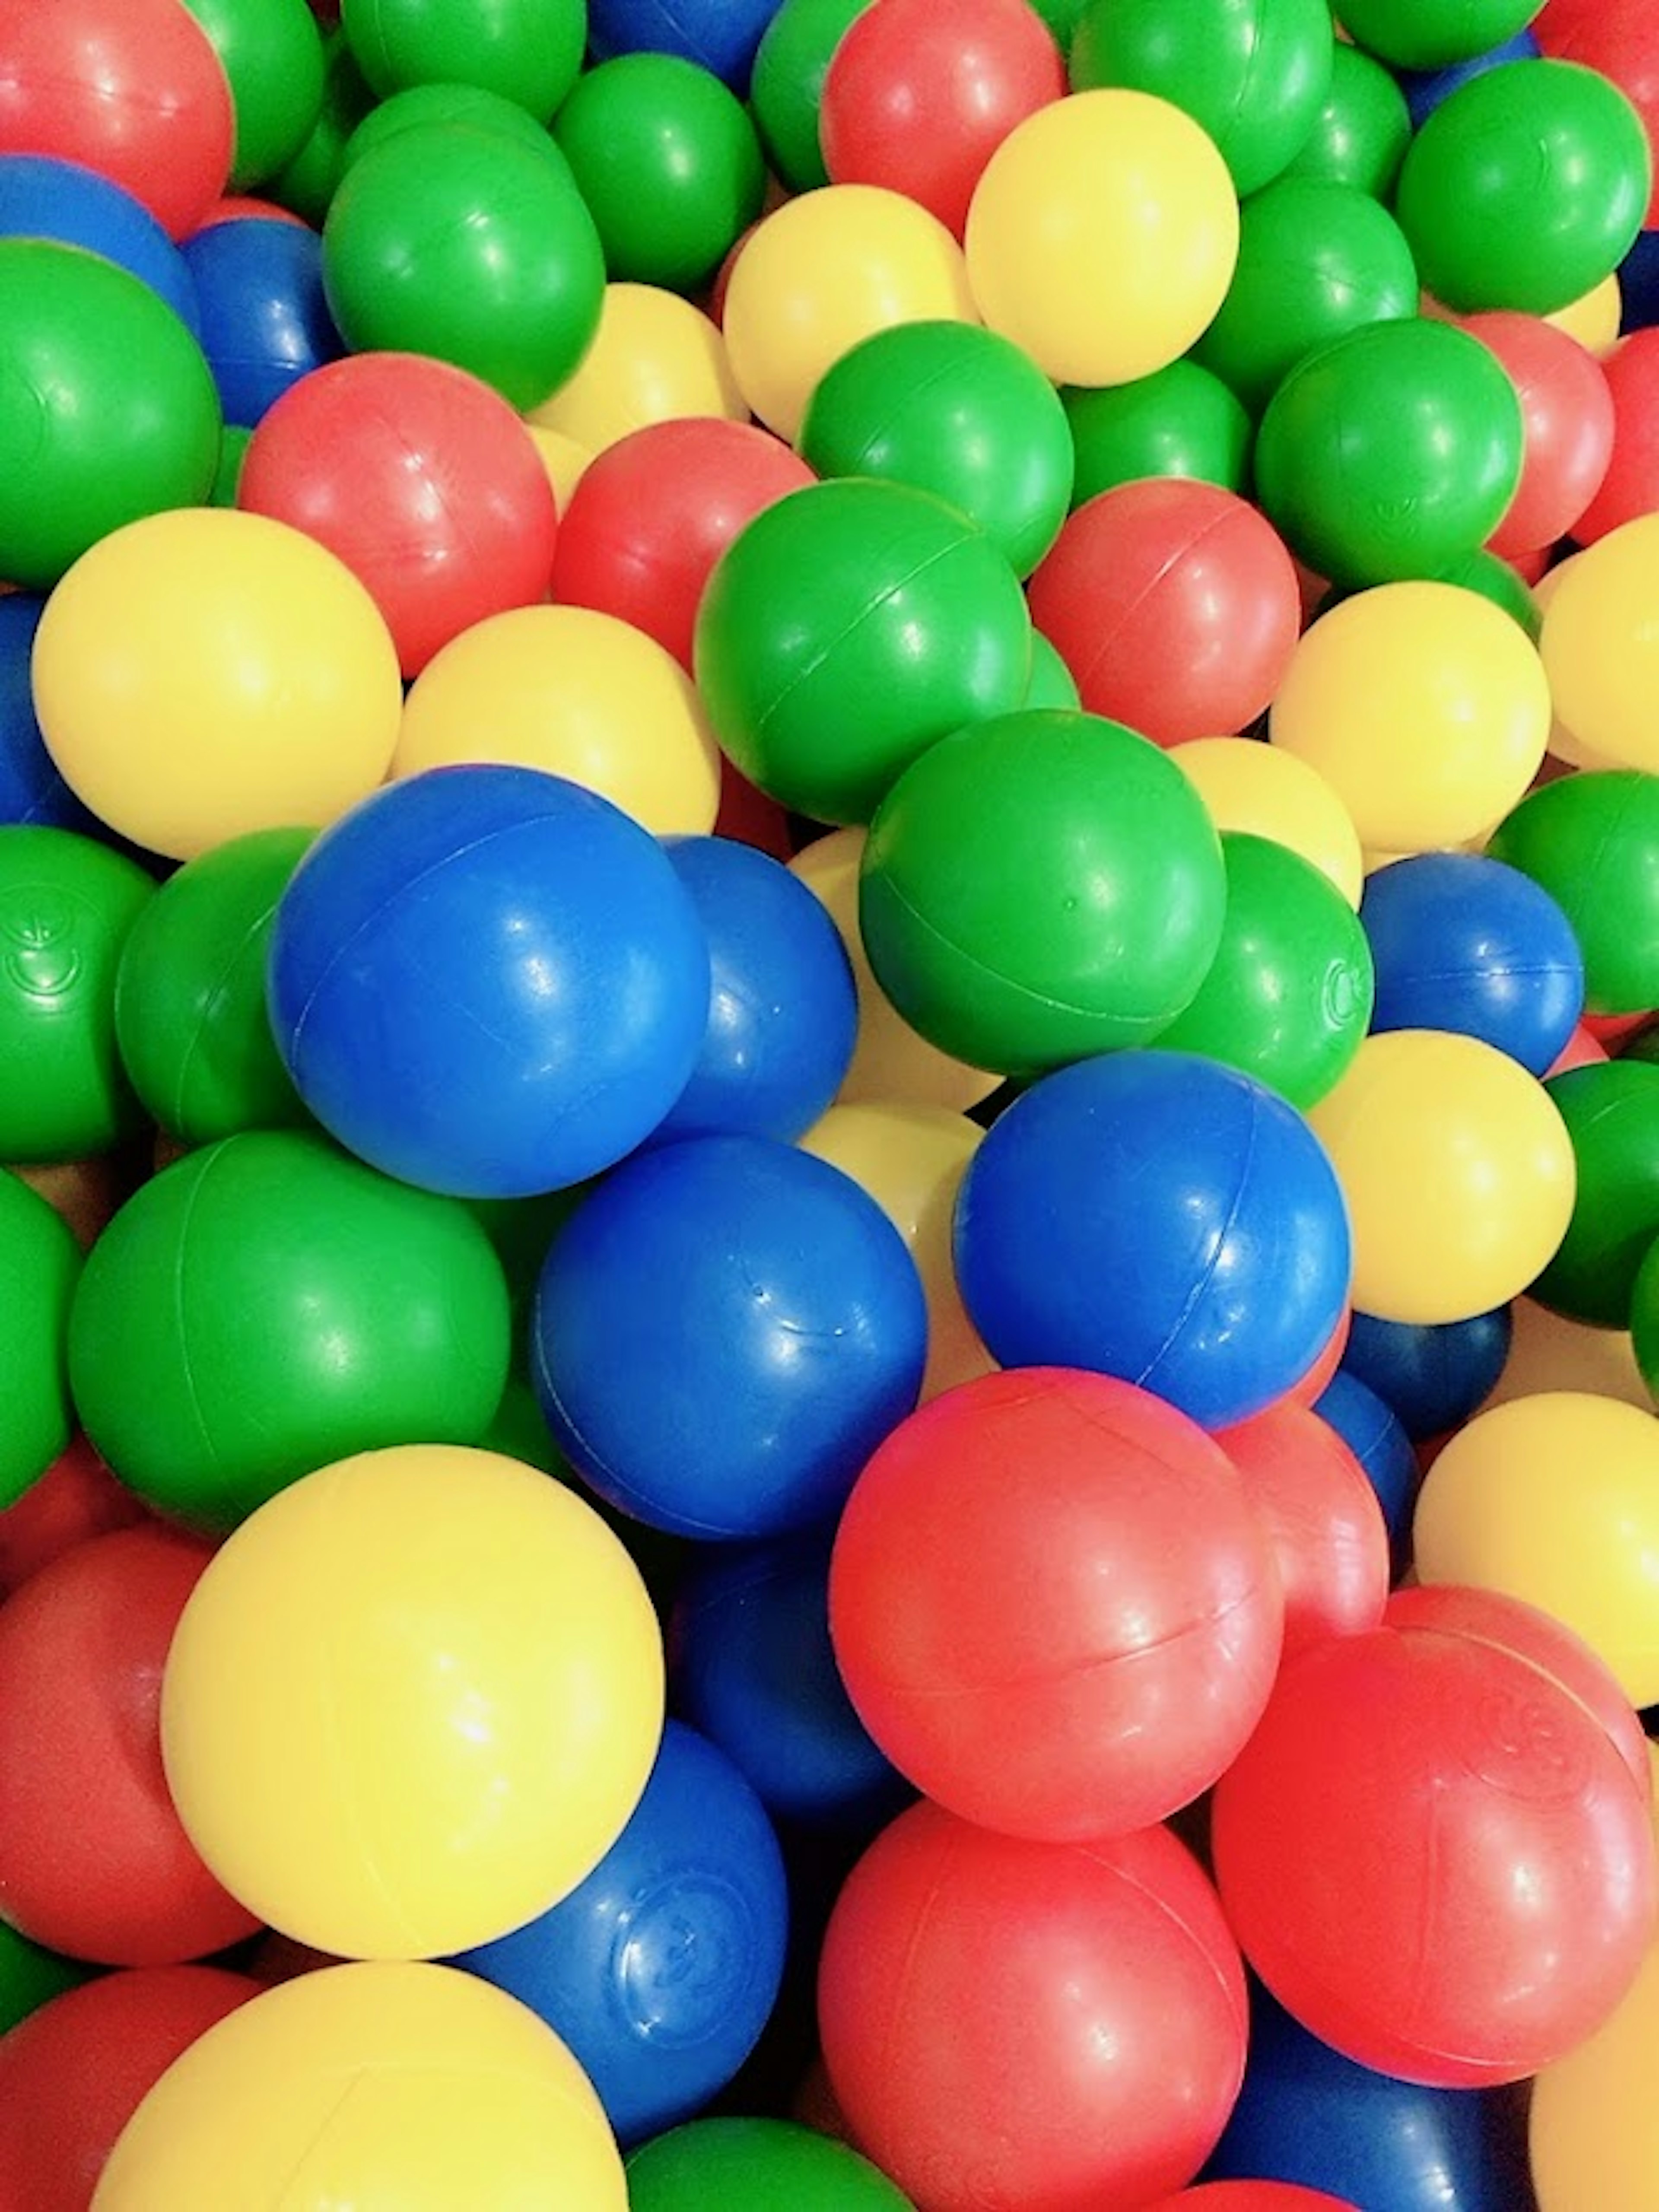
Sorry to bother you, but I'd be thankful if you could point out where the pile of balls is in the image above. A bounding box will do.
[5,0,1659,2205]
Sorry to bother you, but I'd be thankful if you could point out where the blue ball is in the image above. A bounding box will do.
[1398,30,1541,129]
[1360,851,1584,1076]
[0,595,98,833]
[532,1133,927,1538]
[669,1535,909,1831]
[953,1052,1352,1430]
[0,155,200,334]
[655,836,857,1146]
[268,764,710,1198]
[181,215,343,426]
[1205,1978,1532,2210]
[1620,224,1659,335]
[453,1720,788,2145]
[587,0,783,88]
[1313,1368,1418,1570]
[1340,1305,1512,1443]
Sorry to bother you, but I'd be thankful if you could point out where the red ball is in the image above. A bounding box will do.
[818,1801,1248,2211]
[1026,480,1303,747]
[820,0,1067,240]
[829,1367,1284,1841]
[551,416,816,672]
[0,1964,258,2212]
[1215,1401,1390,1664]
[1211,1621,1656,2087]
[1461,311,1615,556]
[713,758,796,858]
[1547,1020,1609,1076]
[0,1435,148,1600]
[1564,328,1659,546]
[1148,2189,1359,2211]
[0,0,234,239]
[239,352,559,678]
[0,1525,262,1965]
[1536,0,1659,226]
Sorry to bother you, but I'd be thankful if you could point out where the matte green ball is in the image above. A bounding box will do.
[1486,772,1659,1017]
[0,1169,82,1510]
[859,707,1227,1075]
[1531,1062,1659,1329]
[1254,318,1523,589]
[340,0,585,122]
[1192,177,1418,416]
[0,829,155,1163]
[181,0,327,188]
[1627,1235,1659,1402]
[1070,0,1334,197]
[1396,61,1651,317]
[0,1920,92,2038]
[1151,832,1373,1109]
[269,29,375,226]
[1338,0,1547,72]
[1025,630,1081,712]
[67,1129,513,1534]
[0,242,221,592]
[1063,361,1251,504]
[750,0,872,194]
[694,480,1033,826]
[114,826,314,1148]
[799,321,1074,576]
[553,54,766,295]
[1281,41,1411,198]
[342,80,566,173]
[321,121,604,411]
[626,2119,912,2209]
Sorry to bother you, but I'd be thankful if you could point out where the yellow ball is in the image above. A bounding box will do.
[1268,581,1551,855]
[394,604,721,836]
[799,1101,995,1403]
[93,1962,625,2212]
[160,1443,665,1961]
[722,184,977,441]
[963,89,1239,387]
[527,283,746,456]
[1306,1030,1576,1325]
[526,424,595,513]
[789,828,1000,1114]
[1166,736,1363,907]
[1484,1297,1651,1414]
[1414,1392,1659,1708]
[1546,270,1623,358]
[32,508,403,863]
[1540,517,1659,775]
[1532,1930,1659,2212]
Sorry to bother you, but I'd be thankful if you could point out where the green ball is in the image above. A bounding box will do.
[1281,40,1411,198]
[180,0,327,188]
[553,54,766,294]
[859,707,1226,1075]
[0,241,221,592]
[1063,361,1252,504]
[0,1920,93,2038]
[0,829,155,1163]
[321,121,604,411]
[1486,771,1659,1017]
[626,2120,913,2209]
[1338,0,1548,72]
[799,321,1074,577]
[1254,317,1523,589]
[1070,0,1334,197]
[1531,1062,1659,1329]
[1435,546,1541,640]
[694,480,1033,826]
[340,0,585,123]
[269,28,375,226]
[1396,60,1651,317]
[0,1169,82,1509]
[750,0,872,194]
[1627,1235,1659,1401]
[342,80,566,174]
[1025,630,1081,711]
[1151,832,1373,1109]
[113,826,314,1148]
[67,1129,513,1533]
[1025,0,1090,41]
[1192,177,1418,416]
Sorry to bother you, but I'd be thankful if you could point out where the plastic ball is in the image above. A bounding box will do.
[819,1803,1248,2209]
[1339,1306,1512,1444]
[694,478,1031,825]
[531,1134,927,1540]
[181,213,343,428]
[831,1366,1283,1840]
[267,764,710,1198]
[1341,1,1551,73]
[161,1444,662,1959]
[586,0,779,89]
[1486,769,1659,1015]
[1158,2192,1359,2211]
[1069,0,1333,198]
[859,707,1225,1073]
[95,1961,625,2208]
[238,350,557,677]
[1537,0,1659,229]
[1168,739,1363,909]
[1460,310,1615,554]
[0,1431,147,1600]
[321,121,604,411]
[0,597,96,833]
[964,87,1239,386]
[1396,61,1649,316]
[1063,359,1252,504]
[0,1170,83,1511]
[527,283,744,458]
[1531,1915,1659,2212]
[626,2119,909,2209]
[454,1722,787,2146]
[1282,38,1411,197]
[182,0,327,188]
[0,1922,92,2043]
[0,153,200,331]
[1398,27,1542,127]
[1536,517,1659,775]
[339,76,563,174]
[1211,1618,1656,2087]
[1269,583,1549,856]
[0,0,234,239]
[1311,1369,1419,1565]
[955,1052,1353,1430]
[1545,268,1624,354]
[340,0,585,121]
[748,0,870,194]
[1563,329,1659,546]
[820,0,1066,239]
[1522,1060,1659,1326]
